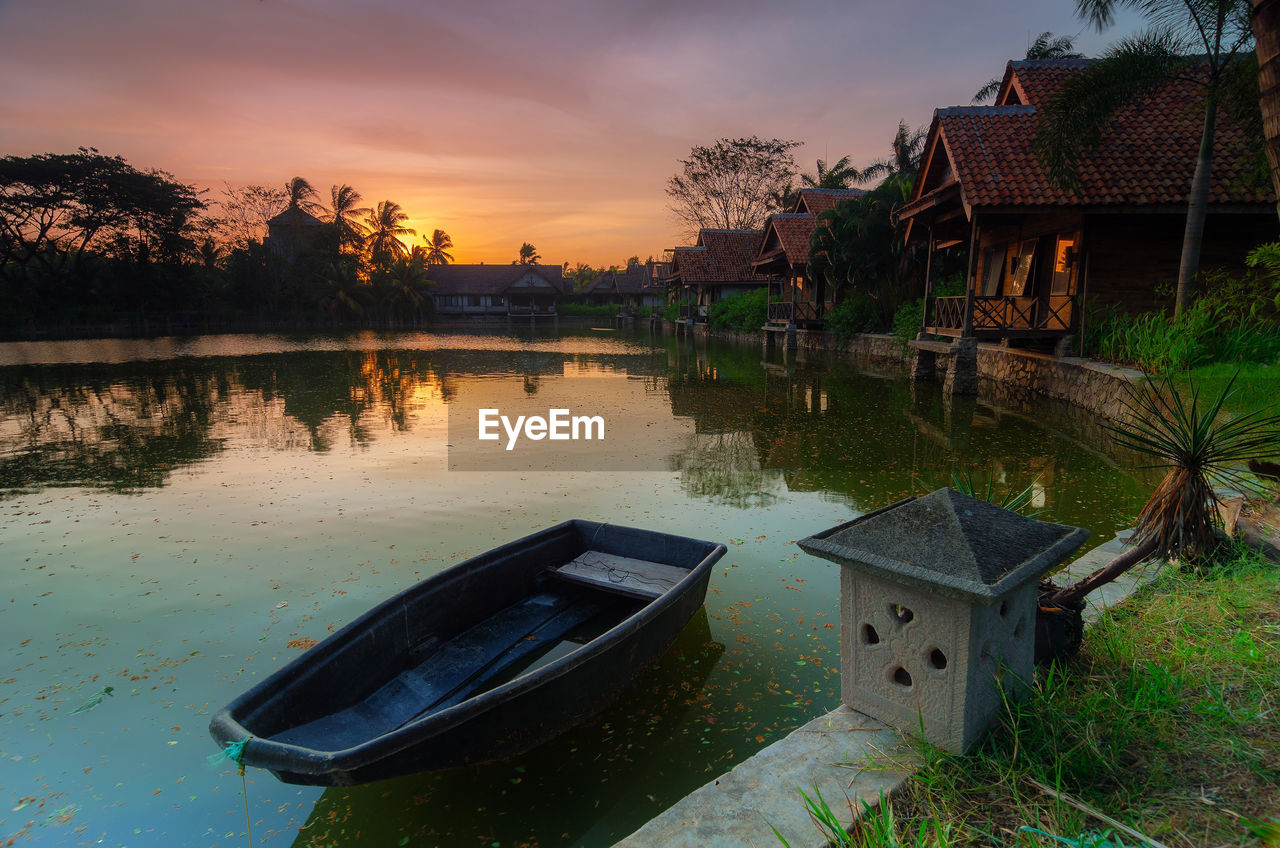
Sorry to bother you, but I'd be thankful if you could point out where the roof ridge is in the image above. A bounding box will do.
[1008,58,1093,69]
[937,105,1036,118]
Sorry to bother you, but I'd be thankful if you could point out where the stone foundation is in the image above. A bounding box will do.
[655,323,1143,423]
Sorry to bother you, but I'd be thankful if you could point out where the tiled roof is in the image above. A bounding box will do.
[583,264,650,296]
[758,213,817,265]
[911,64,1274,211]
[267,206,325,227]
[670,230,771,284]
[998,58,1092,106]
[427,264,569,296]
[795,188,866,217]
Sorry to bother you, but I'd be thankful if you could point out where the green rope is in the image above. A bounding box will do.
[208,738,254,847]
[207,737,250,767]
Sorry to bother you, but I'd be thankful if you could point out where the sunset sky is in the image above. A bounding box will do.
[0,0,1143,267]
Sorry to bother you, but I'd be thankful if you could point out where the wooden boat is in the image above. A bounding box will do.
[208,520,726,785]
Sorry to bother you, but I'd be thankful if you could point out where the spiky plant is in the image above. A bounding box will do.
[951,466,1045,517]
[1052,373,1280,604]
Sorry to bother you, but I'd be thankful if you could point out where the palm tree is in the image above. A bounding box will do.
[1035,0,1255,316]
[284,176,322,215]
[857,121,928,187]
[800,156,861,189]
[972,32,1084,103]
[363,200,416,266]
[422,228,454,265]
[1252,0,1280,218]
[517,242,540,265]
[329,184,370,254]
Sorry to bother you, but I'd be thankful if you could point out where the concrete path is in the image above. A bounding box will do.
[614,531,1161,848]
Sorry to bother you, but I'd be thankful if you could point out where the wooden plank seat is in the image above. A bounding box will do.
[272,590,605,750]
[550,551,691,600]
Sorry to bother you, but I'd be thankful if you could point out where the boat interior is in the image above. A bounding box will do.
[269,551,689,751]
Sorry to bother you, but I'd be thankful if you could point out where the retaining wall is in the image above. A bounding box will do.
[675,323,1142,422]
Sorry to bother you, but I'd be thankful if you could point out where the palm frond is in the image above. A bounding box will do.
[1034,30,1190,191]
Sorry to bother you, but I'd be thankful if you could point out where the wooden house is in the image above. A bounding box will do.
[754,188,866,329]
[666,229,770,323]
[265,206,328,260]
[428,265,568,317]
[897,59,1276,345]
[582,261,666,314]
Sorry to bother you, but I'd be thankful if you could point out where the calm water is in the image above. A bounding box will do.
[0,327,1148,847]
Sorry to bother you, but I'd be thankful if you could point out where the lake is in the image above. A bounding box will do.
[0,326,1148,846]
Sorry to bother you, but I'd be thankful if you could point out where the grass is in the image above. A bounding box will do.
[1170,362,1280,423]
[814,541,1280,847]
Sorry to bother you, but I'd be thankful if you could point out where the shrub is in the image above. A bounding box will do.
[1086,297,1280,374]
[825,295,881,340]
[707,289,768,333]
[662,301,680,322]
[892,299,924,348]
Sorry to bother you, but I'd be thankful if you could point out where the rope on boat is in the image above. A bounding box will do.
[209,738,255,848]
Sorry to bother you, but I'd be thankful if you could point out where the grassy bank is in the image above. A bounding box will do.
[841,543,1280,847]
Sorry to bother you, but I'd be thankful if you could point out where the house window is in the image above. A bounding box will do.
[1051,235,1077,294]
[1007,239,1036,297]
[979,245,1006,296]
[467,295,481,307]
[492,296,504,306]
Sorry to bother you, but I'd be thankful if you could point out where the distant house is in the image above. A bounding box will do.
[265,207,328,260]
[754,188,866,329]
[666,229,770,323]
[897,59,1276,345]
[428,264,568,317]
[581,261,666,313]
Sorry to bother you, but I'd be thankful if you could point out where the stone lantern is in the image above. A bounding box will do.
[798,488,1088,754]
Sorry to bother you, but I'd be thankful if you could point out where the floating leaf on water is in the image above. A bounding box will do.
[69,686,113,715]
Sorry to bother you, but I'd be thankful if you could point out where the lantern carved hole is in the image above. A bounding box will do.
[890,603,914,624]
[862,623,880,645]
[928,648,948,670]
[892,667,913,687]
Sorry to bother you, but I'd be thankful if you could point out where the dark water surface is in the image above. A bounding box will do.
[0,327,1147,846]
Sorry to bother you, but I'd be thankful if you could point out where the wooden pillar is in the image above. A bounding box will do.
[1077,220,1091,358]
[962,215,979,339]
[921,223,936,333]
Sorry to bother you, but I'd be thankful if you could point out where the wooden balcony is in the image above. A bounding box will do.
[926,295,1075,339]
[767,301,827,326]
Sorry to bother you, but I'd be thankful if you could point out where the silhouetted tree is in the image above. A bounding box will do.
[666,136,800,235]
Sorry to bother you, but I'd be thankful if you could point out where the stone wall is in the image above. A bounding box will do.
[661,323,1143,423]
[975,347,1141,423]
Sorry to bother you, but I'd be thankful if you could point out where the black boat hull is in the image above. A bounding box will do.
[208,520,725,785]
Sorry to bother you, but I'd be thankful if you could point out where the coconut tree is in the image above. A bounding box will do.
[283,176,322,214]
[800,156,861,189]
[363,200,415,267]
[856,121,928,188]
[517,242,540,265]
[422,228,454,265]
[972,31,1084,103]
[329,184,370,254]
[1035,0,1255,317]
[1253,0,1280,216]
